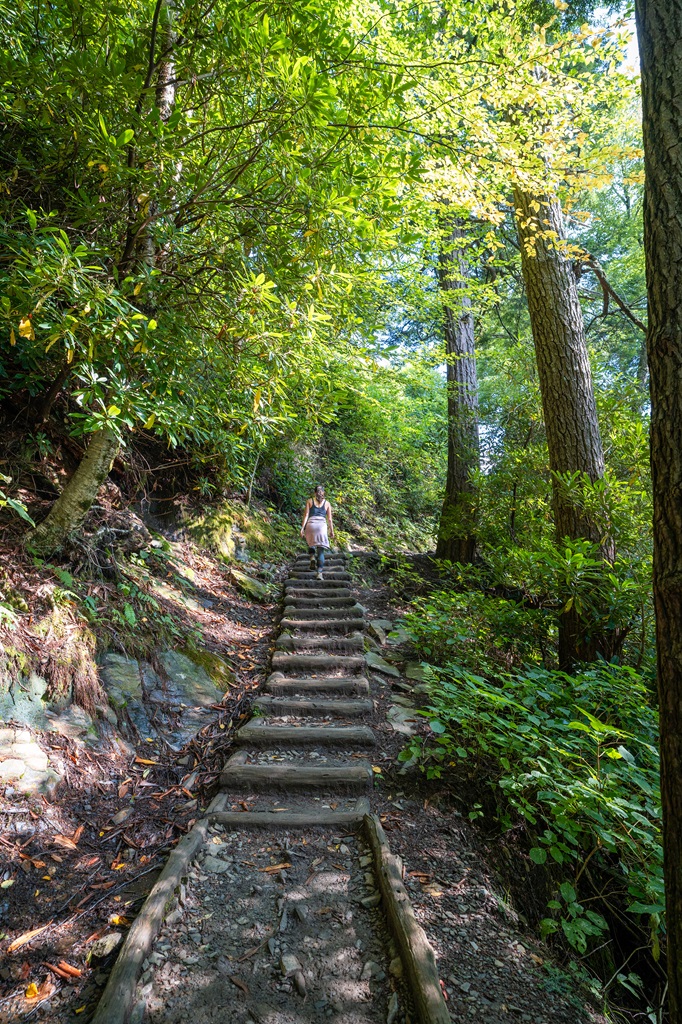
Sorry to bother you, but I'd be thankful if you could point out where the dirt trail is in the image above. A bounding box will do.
[95,552,607,1024]
[116,553,428,1023]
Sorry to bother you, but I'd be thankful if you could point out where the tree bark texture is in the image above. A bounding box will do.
[435,221,480,563]
[635,2,682,1016]
[514,188,609,666]
[29,425,119,555]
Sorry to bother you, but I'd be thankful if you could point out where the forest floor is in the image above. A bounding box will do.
[0,533,607,1024]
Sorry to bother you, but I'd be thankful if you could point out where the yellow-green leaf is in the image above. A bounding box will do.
[18,317,35,341]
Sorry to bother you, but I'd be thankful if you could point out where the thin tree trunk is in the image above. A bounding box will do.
[28,424,120,554]
[435,220,479,562]
[514,188,610,666]
[28,361,71,424]
[635,3,682,1018]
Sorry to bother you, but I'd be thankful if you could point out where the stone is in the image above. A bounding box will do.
[360,961,382,980]
[364,652,400,678]
[360,894,381,908]
[280,953,303,977]
[367,622,386,645]
[0,758,27,780]
[389,957,403,979]
[203,855,231,874]
[99,653,156,741]
[405,662,431,682]
[157,651,225,707]
[372,619,393,632]
[0,729,61,797]
[47,704,98,745]
[149,578,206,613]
[387,992,400,1024]
[230,569,270,602]
[0,670,49,729]
[89,932,123,961]
[386,624,412,645]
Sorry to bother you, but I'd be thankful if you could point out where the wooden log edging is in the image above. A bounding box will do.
[363,813,451,1024]
[91,792,227,1024]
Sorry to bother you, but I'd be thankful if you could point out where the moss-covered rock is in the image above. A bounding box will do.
[179,647,235,689]
[186,499,297,563]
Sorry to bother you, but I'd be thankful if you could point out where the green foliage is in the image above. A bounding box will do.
[399,650,662,957]
[187,500,299,563]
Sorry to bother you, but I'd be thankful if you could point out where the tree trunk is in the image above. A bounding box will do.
[435,220,480,563]
[28,425,119,555]
[635,3,682,1018]
[28,361,71,424]
[514,188,609,666]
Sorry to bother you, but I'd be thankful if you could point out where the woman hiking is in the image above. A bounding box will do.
[301,484,334,579]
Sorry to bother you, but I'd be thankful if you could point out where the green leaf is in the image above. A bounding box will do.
[529,847,547,865]
[559,881,576,903]
[626,902,665,915]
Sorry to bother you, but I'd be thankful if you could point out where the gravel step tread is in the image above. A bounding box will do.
[272,652,366,672]
[234,720,377,747]
[255,695,374,717]
[280,617,365,633]
[265,674,371,695]
[220,760,374,790]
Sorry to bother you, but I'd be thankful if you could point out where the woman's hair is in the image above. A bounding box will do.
[314,483,325,492]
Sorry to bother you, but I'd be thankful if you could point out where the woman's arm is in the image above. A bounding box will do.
[300,499,311,537]
[326,501,335,538]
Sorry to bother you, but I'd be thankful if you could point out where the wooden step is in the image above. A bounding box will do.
[220,760,373,791]
[284,578,350,590]
[290,571,351,581]
[272,652,365,673]
[284,587,353,599]
[266,674,371,695]
[284,595,358,608]
[280,617,365,634]
[234,720,377,747]
[293,558,347,568]
[282,605,365,621]
[276,633,364,654]
[210,800,370,828]
[255,695,374,717]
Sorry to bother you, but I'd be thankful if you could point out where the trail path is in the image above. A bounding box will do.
[94,553,607,1024]
[95,553,446,1024]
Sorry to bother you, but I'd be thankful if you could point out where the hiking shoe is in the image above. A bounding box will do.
[309,556,316,569]
[316,569,323,580]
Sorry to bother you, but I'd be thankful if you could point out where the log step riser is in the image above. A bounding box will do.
[280,618,365,634]
[265,676,371,696]
[234,723,377,747]
[220,764,373,792]
[255,696,374,717]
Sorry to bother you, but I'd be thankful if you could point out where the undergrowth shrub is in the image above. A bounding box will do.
[400,657,662,957]
[399,587,662,971]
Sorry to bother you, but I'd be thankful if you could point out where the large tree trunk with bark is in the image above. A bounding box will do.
[514,188,609,667]
[28,425,120,555]
[435,221,480,563]
[635,3,682,1017]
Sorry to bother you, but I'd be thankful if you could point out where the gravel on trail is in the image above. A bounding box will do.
[138,823,410,1024]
